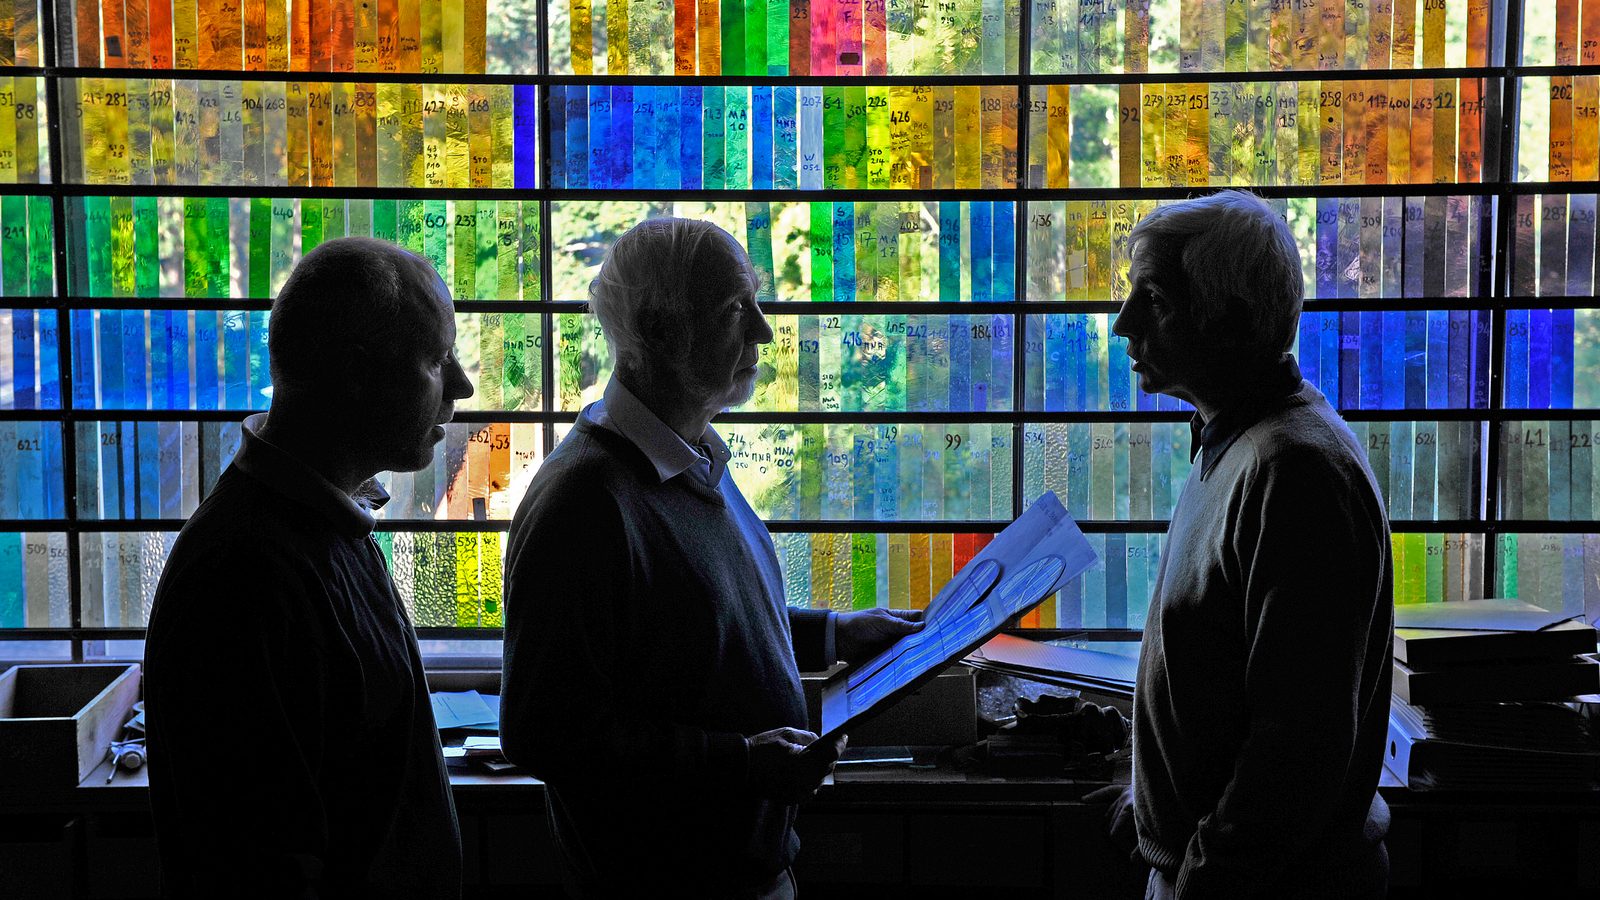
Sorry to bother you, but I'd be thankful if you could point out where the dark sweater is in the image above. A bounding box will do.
[1134,365,1393,899]
[500,414,830,894]
[145,428,461,899]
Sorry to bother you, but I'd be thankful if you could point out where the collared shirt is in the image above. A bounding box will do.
[233,413,391,538]
[590,378,732,488]
[587,376,836,658]
[1188,354,1310,480]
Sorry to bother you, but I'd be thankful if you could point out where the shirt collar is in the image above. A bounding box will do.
[232,413,390,538]
[591,378,731,486]
[1188,355,1310,479]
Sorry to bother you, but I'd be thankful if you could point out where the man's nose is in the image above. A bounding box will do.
[1112,297,1142,339]
[448,355,475,400]
[750,307,774,345]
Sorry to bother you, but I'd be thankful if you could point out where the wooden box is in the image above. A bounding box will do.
[0,665,141,787]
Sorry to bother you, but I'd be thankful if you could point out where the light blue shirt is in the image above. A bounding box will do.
[588,377,837,663]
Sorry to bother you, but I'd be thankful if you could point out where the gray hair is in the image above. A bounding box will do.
[589,218,758,375]
[268,236,442,396]
[1128,190,1303,355]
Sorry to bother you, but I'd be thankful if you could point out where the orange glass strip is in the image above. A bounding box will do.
[1343,82,1367,186]
[291,0,311,70]
[125,0,150,68]
[331,0,355,70]
[1551,76,1574,182]
[1556,0,1579,66]
[102,0,128,66]
[75,0,101,65]
[244,0,267,69]
[1409,77,1432,184]
[1364,80,1388,185]
[1466,0,1489,68]
[1458,77,1483,183]
[1391,0,1415,69]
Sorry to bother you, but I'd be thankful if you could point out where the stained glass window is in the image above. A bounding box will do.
[0,0,1593,664]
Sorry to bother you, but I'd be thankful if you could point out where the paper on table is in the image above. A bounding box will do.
[430,690,499,730]
[839,492,1100,721]
[1392,598,1580,633]
[965,633,1139,687]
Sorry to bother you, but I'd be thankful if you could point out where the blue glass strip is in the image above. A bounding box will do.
[138,421,160,517]
[752,86,774,189]
[992,203,1015,303]
[38,309,59,409]
[42,421,63,517]
[1552,309,1575,408]
[1381,310,1403,409]
[1404,309,1426,408]
[612,85,635,188]
[680,86,703,190]
[1447,309,1470,408]
[12,310,34,408]
[514,84,539,189]
[1503,309,1529,407]
[165,310,190,409]
[774,86,797,189]
[565,86,588,188]
[970,202,991,303]
[938,201,960,301]
[545,85,566,188]
[195,311,219,410]
[1426,310,1449,409]
[1528,309,1551,408]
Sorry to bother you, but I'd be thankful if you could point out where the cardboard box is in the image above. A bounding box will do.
[0,664,141,787]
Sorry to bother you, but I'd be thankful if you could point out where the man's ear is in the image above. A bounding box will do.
[331,343,376,402]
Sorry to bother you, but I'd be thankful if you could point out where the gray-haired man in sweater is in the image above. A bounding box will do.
[501,218,921,898]
[1106,191,1393,899]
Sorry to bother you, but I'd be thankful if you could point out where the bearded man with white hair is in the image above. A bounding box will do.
[501,218,921,899]
[1103,190,1394,899]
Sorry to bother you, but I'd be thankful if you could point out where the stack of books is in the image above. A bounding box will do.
[1386,599,1600,790]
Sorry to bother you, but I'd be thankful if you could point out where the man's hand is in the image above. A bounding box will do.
[836,608,924,663]
[746,727,847,803]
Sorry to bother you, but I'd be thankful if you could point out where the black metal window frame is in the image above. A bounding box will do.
[0,0,1595,662]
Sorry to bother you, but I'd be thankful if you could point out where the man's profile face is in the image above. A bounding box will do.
[1112,247,1213,407]
[675,240,774,413]
[360,264,475,473]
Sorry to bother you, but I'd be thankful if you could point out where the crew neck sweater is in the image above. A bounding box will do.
[500,412,830,894]
[1134,377,1393,899]
[144,422,461,899]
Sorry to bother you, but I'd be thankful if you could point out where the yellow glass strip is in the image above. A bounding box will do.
[492,84,515,187]
[1387,80,1410,185]
[888,85,912,189]
[331,81,358,187]
[1048,83,1070,189]
[1574,76,1598,181]
[1119,84,1139,187]
[150,80,174,185]
[174,0,199,68]
[954,85,979,189]
[286,81,309,185]
[465,0,487,72]
[309,81,333,187]
[1422,0,1444,67]
[356,82,377,187]
[1392,0,1416,68]
[445,85,469,189]
[469,85,492,188]
[696,0,717,75]
[1432,78,1455,184]
[1184,82,1207,186]
[443,0,464,73]
[1319,81,1342,185]
[1342,81,1366,186]
[1141,84,1162,187]
[908,532,930,609]
[609,0,630,74]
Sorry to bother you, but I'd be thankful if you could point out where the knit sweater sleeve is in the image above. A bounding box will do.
[1174,443,1390,899]
[499,471,750,790]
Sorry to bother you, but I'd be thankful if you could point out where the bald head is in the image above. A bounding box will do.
[268,237,448,400]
